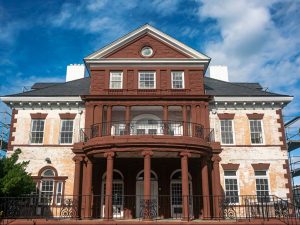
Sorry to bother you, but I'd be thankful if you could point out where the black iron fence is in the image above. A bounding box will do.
[0,195,299,224]
[80,120,214,142]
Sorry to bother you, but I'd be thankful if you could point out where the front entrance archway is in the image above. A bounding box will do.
[135,170,158,218]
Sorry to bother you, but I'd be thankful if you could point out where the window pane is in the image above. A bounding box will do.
[224,170,239,203]
[60,120,74,144]
[220,120,234,144]
[172,72,184,89]
[31,120,45,143]
[250,120,263,144]
[139,72,155,89]
[110,72,122,89]
[255,170,270,202]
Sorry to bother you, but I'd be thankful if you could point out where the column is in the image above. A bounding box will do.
[85,157,93,218]
[212,155,222,218]
[163,105,168,135]
[201,158,210,219]
[125,106,131,135]
[142,150,153,220]
[104,152,115,220]
[180,152,191,221]
[106,105,112,135]
[182,105,188,136]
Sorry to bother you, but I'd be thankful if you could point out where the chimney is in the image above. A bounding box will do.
[209,65,229,82]
[66,64,85,82]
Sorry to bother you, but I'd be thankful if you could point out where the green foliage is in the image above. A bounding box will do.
[0,148,35,197]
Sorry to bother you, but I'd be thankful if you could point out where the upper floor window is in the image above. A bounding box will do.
[109,72,123,89]
[59,120,74,144]
[171,71,184,89]
[255,170,270,202]
[250,120,263,144]
[31,119,45,144]
[220,120,234,144]
[224,170,239,203]
[139,71,156,89]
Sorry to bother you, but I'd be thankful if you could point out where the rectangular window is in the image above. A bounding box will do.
[255,170,270,202]
[171,71,184,89]
[220,120,234,144]
[60,120,74,144]
[30,119,45,144]
[40,180,54,205]
[56,181,63,205]
[139,71,156,89]
[250,120,263,144]
[109,72,123,89]
[224,170,239,203]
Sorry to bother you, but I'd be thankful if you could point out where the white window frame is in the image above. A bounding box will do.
[249,119,264,145]
[30,119,45,144]
[254,170,271,202]
[220,119,235,145]
[171,71,185,89]
[224,170,240,204]
[56,181,63,205]
[138,71,156,89]
[59,119,74,144]
[109,71,123,89]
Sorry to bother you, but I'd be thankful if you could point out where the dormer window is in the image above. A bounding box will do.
[110,72,123,89]
[171,71,184,89]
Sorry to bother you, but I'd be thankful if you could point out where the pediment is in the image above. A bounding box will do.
[85,24,210,60]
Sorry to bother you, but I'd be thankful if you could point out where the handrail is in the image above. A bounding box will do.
[79,120,214,143]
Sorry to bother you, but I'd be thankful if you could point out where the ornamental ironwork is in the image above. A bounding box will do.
[139,199,158,219]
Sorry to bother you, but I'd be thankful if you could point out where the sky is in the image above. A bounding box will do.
[0,1,300,158]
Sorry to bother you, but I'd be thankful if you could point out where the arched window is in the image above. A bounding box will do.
[101,170,124,218]
[170,169,193,218]
[33,166,67,205]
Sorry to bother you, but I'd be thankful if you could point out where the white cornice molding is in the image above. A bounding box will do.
[213,96,293,102]
[86,59,209,65]
[1,96,82,102]
[85,24,210,60]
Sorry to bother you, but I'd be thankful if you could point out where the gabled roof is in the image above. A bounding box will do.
[84,24,210,60]
[2,76,291,98]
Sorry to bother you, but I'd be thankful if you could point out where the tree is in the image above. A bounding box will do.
[0,148,35,197]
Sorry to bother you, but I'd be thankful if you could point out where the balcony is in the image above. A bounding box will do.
[80,120,214,143]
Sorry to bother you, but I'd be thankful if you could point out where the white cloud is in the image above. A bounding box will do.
[197,0,300,115]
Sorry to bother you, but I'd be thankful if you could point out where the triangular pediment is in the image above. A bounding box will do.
[85,24,210,60]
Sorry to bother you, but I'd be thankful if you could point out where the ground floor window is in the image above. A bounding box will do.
[224,170,239,203]
[255,170,270,202]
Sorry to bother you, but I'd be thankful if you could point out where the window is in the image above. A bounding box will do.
[250,120,263,144]
[171,71,184,89]
[110,72,123,89]
[224,171,239,203]
[35,167,66,206]
[40,169,55,205]
[220,120,234,144]
[139,72,156,89]
[60,120,74,144]
[255,170,270,202]
[30,119,45,144]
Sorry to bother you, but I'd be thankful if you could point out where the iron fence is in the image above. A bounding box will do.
[0,195,299,224]
[80,120,214,142]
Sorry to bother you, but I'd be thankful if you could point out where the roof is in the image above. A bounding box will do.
[3,76,290,98]
[85,24,210,60]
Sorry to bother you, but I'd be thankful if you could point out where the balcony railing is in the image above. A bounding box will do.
[79,120,214,142]
[0,195,298,224]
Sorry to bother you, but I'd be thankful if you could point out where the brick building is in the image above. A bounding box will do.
[0,24,294,222]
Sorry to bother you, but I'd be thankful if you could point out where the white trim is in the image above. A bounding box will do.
[87,59,209,64]
[223,170,240,204]
[109,71,123,89]
[138,71,156,89]
[249,119,265,145]
[219,119,235,145]
[136,170,158,180]
[214,96,293,102]
[1,96,82,102]
[30,119,45,144]
[171,71,185,89]
[254,169,271,198]
[85,24,210,60]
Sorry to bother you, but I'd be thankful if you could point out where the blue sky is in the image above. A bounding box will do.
[0,2,300,133]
